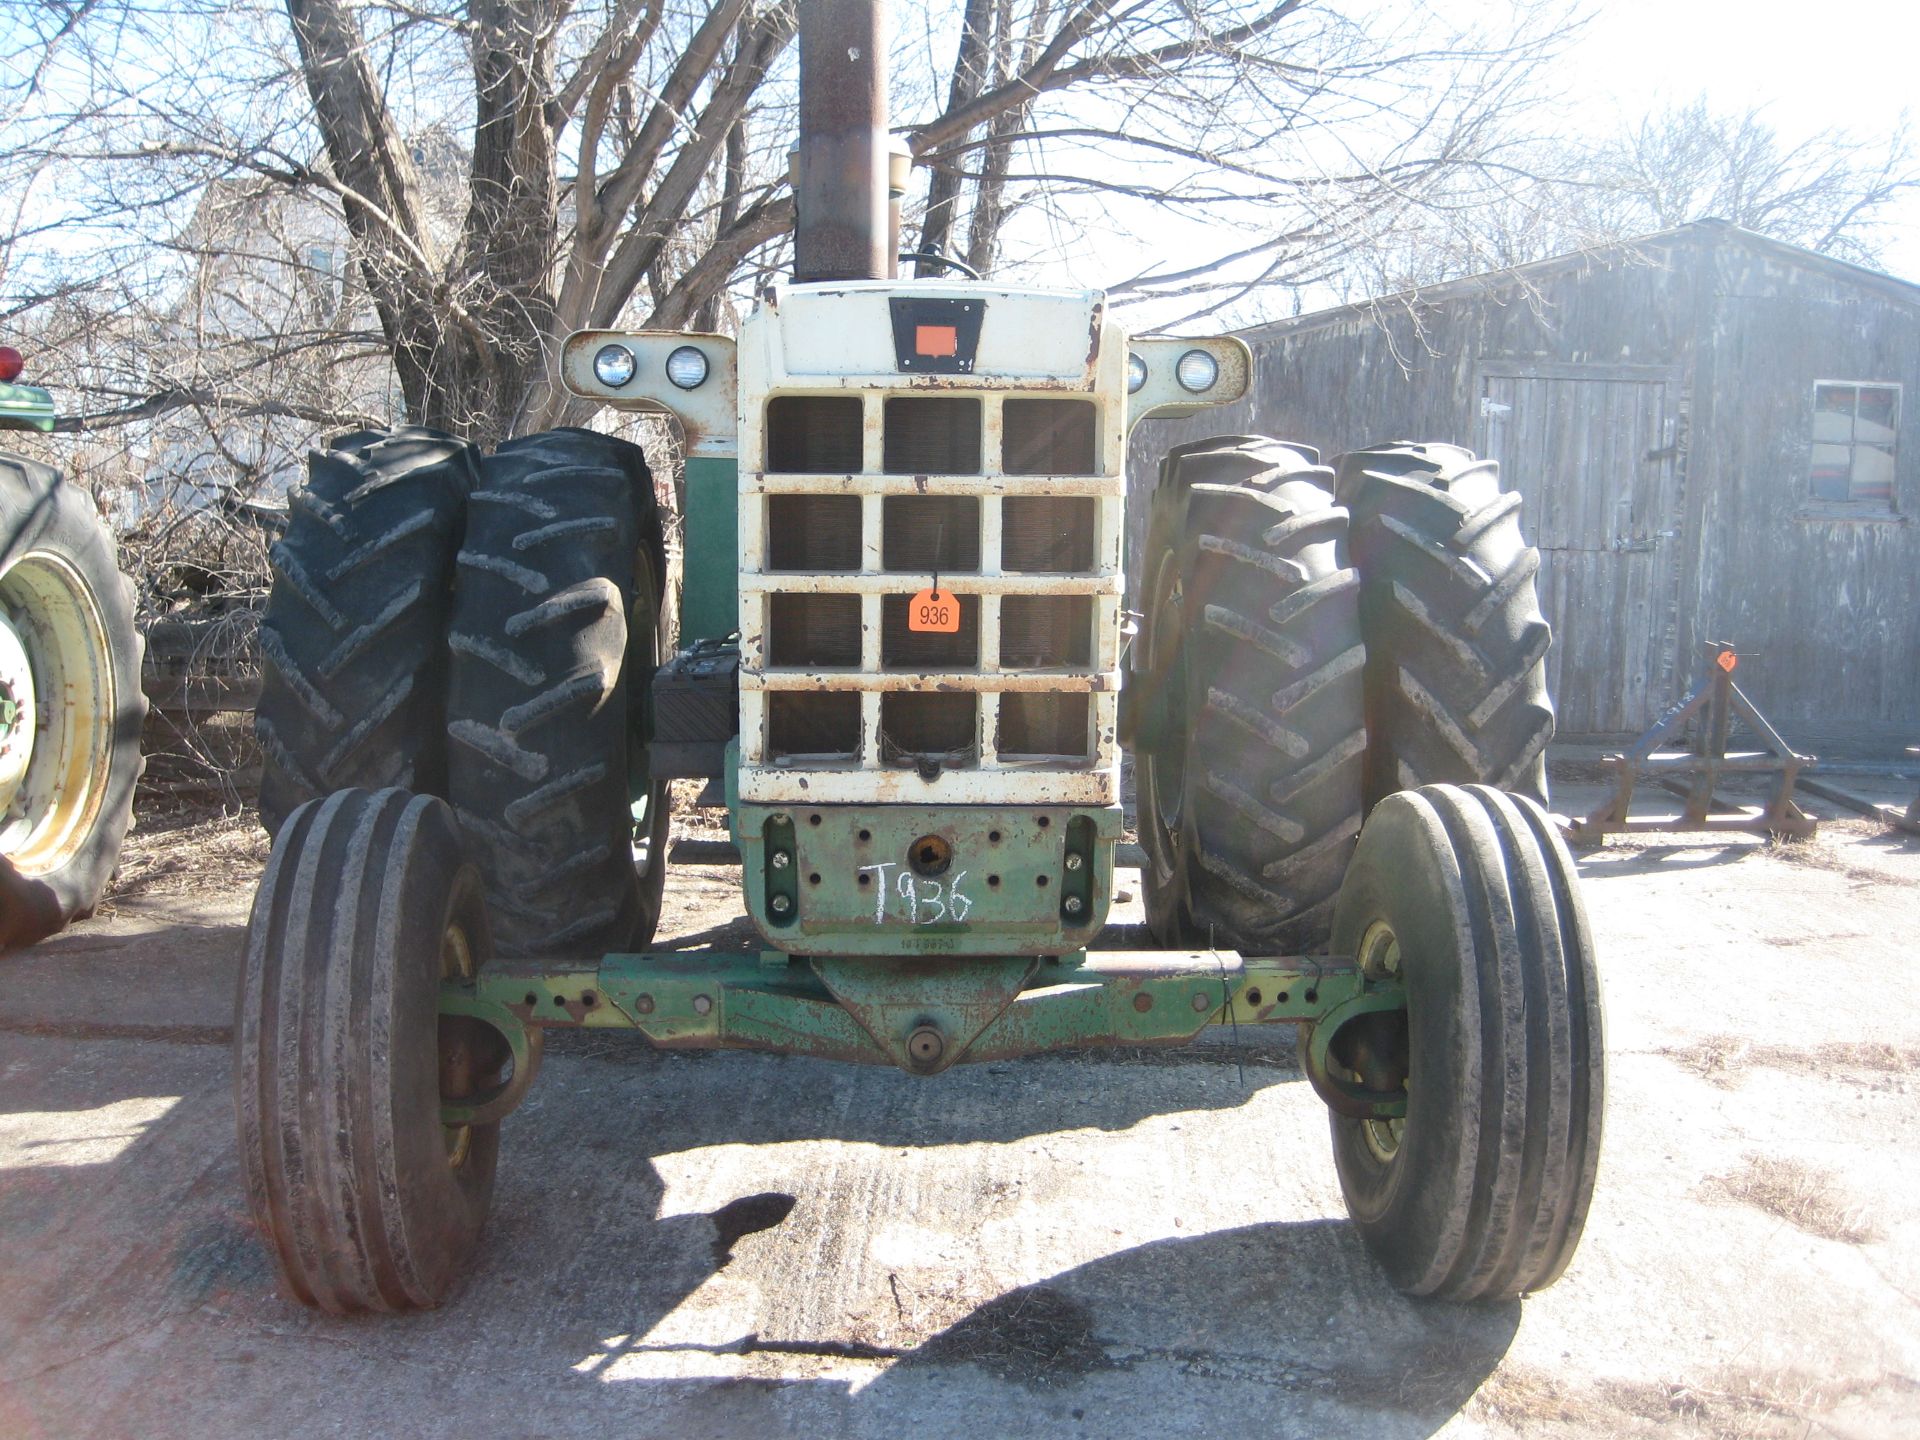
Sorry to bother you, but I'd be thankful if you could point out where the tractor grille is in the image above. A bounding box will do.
[743,389,1122,806]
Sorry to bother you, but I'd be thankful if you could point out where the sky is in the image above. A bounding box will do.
[1546,0,1920,277]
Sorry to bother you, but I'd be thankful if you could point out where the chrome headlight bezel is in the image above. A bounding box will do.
[665,345,710,390]
[1175,348,1219,394]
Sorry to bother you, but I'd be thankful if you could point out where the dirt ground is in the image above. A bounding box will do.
[1,769,1918,1439]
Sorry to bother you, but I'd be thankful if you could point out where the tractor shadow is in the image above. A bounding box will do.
[0,912,1511,1438]
[529,1219,1520,1439]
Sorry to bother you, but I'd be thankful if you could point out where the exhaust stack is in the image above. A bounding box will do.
[793,0,892,283]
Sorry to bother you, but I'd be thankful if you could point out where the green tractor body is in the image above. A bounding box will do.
[235,0,1601,1314]
[0,377,57,434]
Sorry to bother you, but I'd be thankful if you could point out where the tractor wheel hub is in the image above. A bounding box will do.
[0,610,37,803]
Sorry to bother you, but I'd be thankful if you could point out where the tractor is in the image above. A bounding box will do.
[240,0,1597,1314]
[0,346,146,949]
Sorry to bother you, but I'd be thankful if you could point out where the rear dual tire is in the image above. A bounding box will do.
[256,426,670,957]
[255,428,477,837]
[1336,443,1554,811]
[1136,438,1366,954]
[447,429,671,956]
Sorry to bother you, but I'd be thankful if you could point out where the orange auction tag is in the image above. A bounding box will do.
[907,588,961,633]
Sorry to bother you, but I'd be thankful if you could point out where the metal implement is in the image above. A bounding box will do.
[1569,642,1816,842]
[1796,752,1920,837]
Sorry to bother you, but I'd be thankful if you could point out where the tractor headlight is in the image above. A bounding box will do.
[666,345,709,390]
[1127,353,1147,394]
[593,343,637,388]
[1176,348,1219,394]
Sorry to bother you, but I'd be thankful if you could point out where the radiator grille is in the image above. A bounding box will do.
[769,594,861,668]
[744,389,1121,805]
[882,495,980,573]
[999,595,1090,669]
[1003,398,1097,475]
[882,593,981,669]
[770,692,860,758]
[1002,496,1095,572]
[767,395,861,472]
[884,397,981,474]
[998,693,1090,758]
[881,692,977,761]
[768,494,861,570]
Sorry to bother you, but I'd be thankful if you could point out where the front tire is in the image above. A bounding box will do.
[1323,784,1603,1300]
[1,456,146,949]
[1135,437,1366,954]
[235,788,506,1312]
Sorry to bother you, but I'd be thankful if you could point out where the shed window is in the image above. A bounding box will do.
[1808,382,1898,506]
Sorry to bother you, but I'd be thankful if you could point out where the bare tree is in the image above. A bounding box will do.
[1597,98,1920,266]
[5,0,1581,459]
[1345,96,1920,299]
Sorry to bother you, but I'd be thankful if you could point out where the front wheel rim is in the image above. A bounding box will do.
[1355,919,1407,1164]
[438,918,478,1168]
[0,552,115,873]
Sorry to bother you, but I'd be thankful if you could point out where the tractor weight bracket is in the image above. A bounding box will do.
[439,950,1394,1114]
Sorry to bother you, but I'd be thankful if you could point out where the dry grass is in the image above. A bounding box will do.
[1700,1154,1877,1244]
[101,800,271,910]
[1663,1032,1919,1088]
[1761,830,1901,883]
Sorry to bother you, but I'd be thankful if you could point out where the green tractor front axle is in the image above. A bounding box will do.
[438,945,1408,1128]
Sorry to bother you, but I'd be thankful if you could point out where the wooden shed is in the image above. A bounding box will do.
[1132,221,1920,752]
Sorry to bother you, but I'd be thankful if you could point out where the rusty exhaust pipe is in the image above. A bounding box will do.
[793,0,891,283]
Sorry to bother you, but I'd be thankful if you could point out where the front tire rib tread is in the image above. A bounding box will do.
[236,788,499,1314]
[1329,783,1602,1301]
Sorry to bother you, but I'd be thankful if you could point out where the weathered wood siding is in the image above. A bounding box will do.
[1129,227,1920,748]
[1686,245,1920,748]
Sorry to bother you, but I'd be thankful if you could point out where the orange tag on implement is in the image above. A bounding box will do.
[1716,650,1738,672]
[915,324,959,357]
[907,588,961,633]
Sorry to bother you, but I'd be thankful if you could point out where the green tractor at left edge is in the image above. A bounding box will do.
[0,346,146,949]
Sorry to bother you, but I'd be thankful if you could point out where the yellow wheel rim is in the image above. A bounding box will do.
[439,918,476,1168]
[0,552,115,875]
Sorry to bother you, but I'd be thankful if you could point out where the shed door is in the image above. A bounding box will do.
[1477,365,1685,735]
